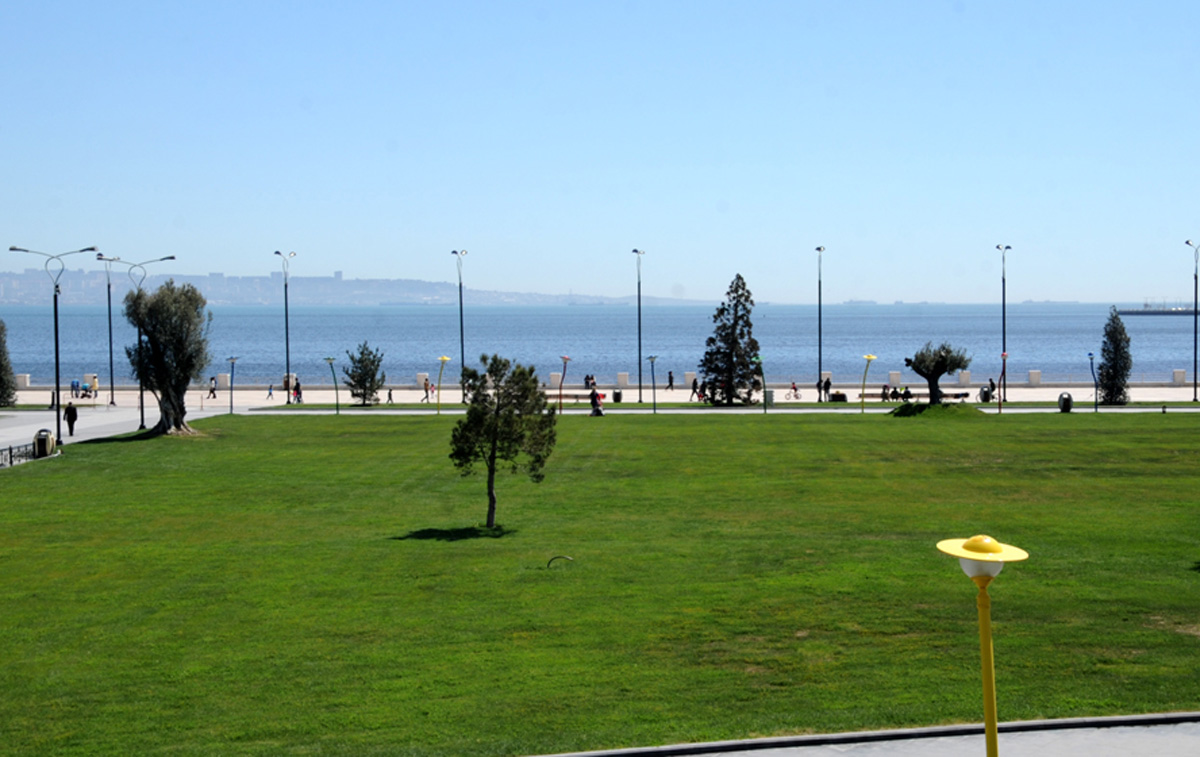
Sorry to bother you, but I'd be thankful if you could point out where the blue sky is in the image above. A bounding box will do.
[3,1,1198,304]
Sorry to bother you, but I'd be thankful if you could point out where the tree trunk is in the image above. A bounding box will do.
[925,378,942,405]
[153,388,195,435]
[485,436,498,528]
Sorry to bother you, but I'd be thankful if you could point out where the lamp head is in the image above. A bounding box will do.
[631,248,644,255]
[324,357,335,365]
[10,246,27,252]
[647,355,658,363]
[1187,240,1195,248]
[937,534,1028,578]
[227,356,239,364]
[864,354,877,361]
[438,355,451,363]
[996,244,1011,251]
[452,249,467,256]
[815,246,825,252]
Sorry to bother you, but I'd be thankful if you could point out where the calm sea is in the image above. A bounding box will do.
[0,302,1192,387]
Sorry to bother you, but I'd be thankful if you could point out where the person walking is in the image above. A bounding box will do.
[823,377,832,402]
[666,371,675,391]
[207,377,217,399]
[689,377,699,401]
[421,378,431,403]
[63,402,79,437]
[266,384,274,400]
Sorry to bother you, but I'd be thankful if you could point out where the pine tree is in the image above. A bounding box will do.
[342,341,386,405]
[1098,306,1131,405]
[0,319,16,407]
[450,354,557,528]
[698,274,762,406]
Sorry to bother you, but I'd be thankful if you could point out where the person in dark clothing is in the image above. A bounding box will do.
[666,371,675,391]
[823,377,832,402]
[63,402,79,437]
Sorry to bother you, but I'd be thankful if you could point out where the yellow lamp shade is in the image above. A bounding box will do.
[938,535,1028,563]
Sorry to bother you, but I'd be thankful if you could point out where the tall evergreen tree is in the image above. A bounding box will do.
[0,319,16,407]
[124,281,212,434]
[1098,306,1131,405]
[342,341,386,405]
[698,274,761,406]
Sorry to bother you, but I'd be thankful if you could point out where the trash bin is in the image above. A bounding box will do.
[979,387,992,403]
[764,389,775,408]
[1058,392,1073,413]
[34,429,56,458]
[613,389,623,403]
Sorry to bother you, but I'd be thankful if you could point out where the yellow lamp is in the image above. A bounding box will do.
[436,356,451,414]
[938,535,1028,757]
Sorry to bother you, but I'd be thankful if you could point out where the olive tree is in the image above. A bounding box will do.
[450,354,557,528]
[342,341,386,405]
[124,281,212,434]
[698,273,762,406]
[904,341,971,405]
[1098,306,1131,405]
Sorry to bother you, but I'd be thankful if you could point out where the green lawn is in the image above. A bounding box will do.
[1,411,1198,755]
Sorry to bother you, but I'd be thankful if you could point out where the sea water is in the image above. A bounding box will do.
[0,302,1191,387]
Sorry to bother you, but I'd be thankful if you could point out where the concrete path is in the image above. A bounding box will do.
[536,713,1200,757]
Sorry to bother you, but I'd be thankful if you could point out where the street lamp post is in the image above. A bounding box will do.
[1088,351,1098,412]
[861,354,877,414]
[275,251,296,404]
[452,250,467,401]
[324,357,339,415]
[227,357,238,414]
[9,245,97,443]
[96,253,121,406]
[436,355,451,415]
[816,246,825,401]
[559,355,571,413]
[632,249,646,403]
[998,352,1008,415]
[1186,241,1198,402]
[996,245,1011,402]
[122,256,177,430]
[937,534,1029,757]
[647,355,658,414]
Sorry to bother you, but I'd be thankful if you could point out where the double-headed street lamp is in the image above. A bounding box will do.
[96,253,121,406]
[124,256,177,429]
[275,251,296,404]
[816,246,825,400]
[452,250,467,400]
[632,249,645,403]
[996,244,1011,402]
[9,244,97,442]
[1186,240,1198,402]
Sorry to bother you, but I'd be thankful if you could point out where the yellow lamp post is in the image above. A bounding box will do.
[860,354,876,414]
[937,534,1029,757]
[436,356,451,414]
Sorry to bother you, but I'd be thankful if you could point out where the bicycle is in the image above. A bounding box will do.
[784,387,802,400]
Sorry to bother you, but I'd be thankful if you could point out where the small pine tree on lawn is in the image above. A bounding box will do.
[343,341,386,405]
[0,319,16,407]
[1098,306,1131,405]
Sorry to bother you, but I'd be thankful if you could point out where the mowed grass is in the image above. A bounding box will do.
[1,410,1198,756]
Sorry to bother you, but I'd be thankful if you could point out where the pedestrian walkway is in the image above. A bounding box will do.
[537,713,1200,757]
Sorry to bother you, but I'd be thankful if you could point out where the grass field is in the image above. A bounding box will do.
[1,410,1198,755]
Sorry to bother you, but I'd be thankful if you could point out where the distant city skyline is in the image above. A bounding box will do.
[3,2,1199,305]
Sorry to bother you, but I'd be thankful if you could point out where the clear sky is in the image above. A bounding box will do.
[3,1,1198,305]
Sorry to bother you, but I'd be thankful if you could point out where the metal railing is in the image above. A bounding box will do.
[1,442,36,468]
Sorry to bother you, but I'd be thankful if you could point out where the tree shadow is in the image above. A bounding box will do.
[1190,561,1200,573]
[79,430,163,444]
[392,525,515,542]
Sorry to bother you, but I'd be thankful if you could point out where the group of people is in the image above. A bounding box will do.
[69,379,96,399]
[815,377,833,402]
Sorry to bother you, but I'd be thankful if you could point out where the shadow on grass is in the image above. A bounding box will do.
[79,430,162,444]
[1190,561,1200,573]
[393,525,515,541]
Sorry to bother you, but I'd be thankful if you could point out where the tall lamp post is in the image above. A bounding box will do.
[123,256,177,430]
[937,534,1029,757]
[647,355,658,414]
[996,244,1011,402]
[816,246,825,401]
[96,253,121,406]
[452,250,467,400]
[632,249,646,403]
[1088,351,1098,412]
[227,357,238,414]
[9,245,97,442]
[274,251,296,404]
[1186,241,1198,402]
[324,357,340,415]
